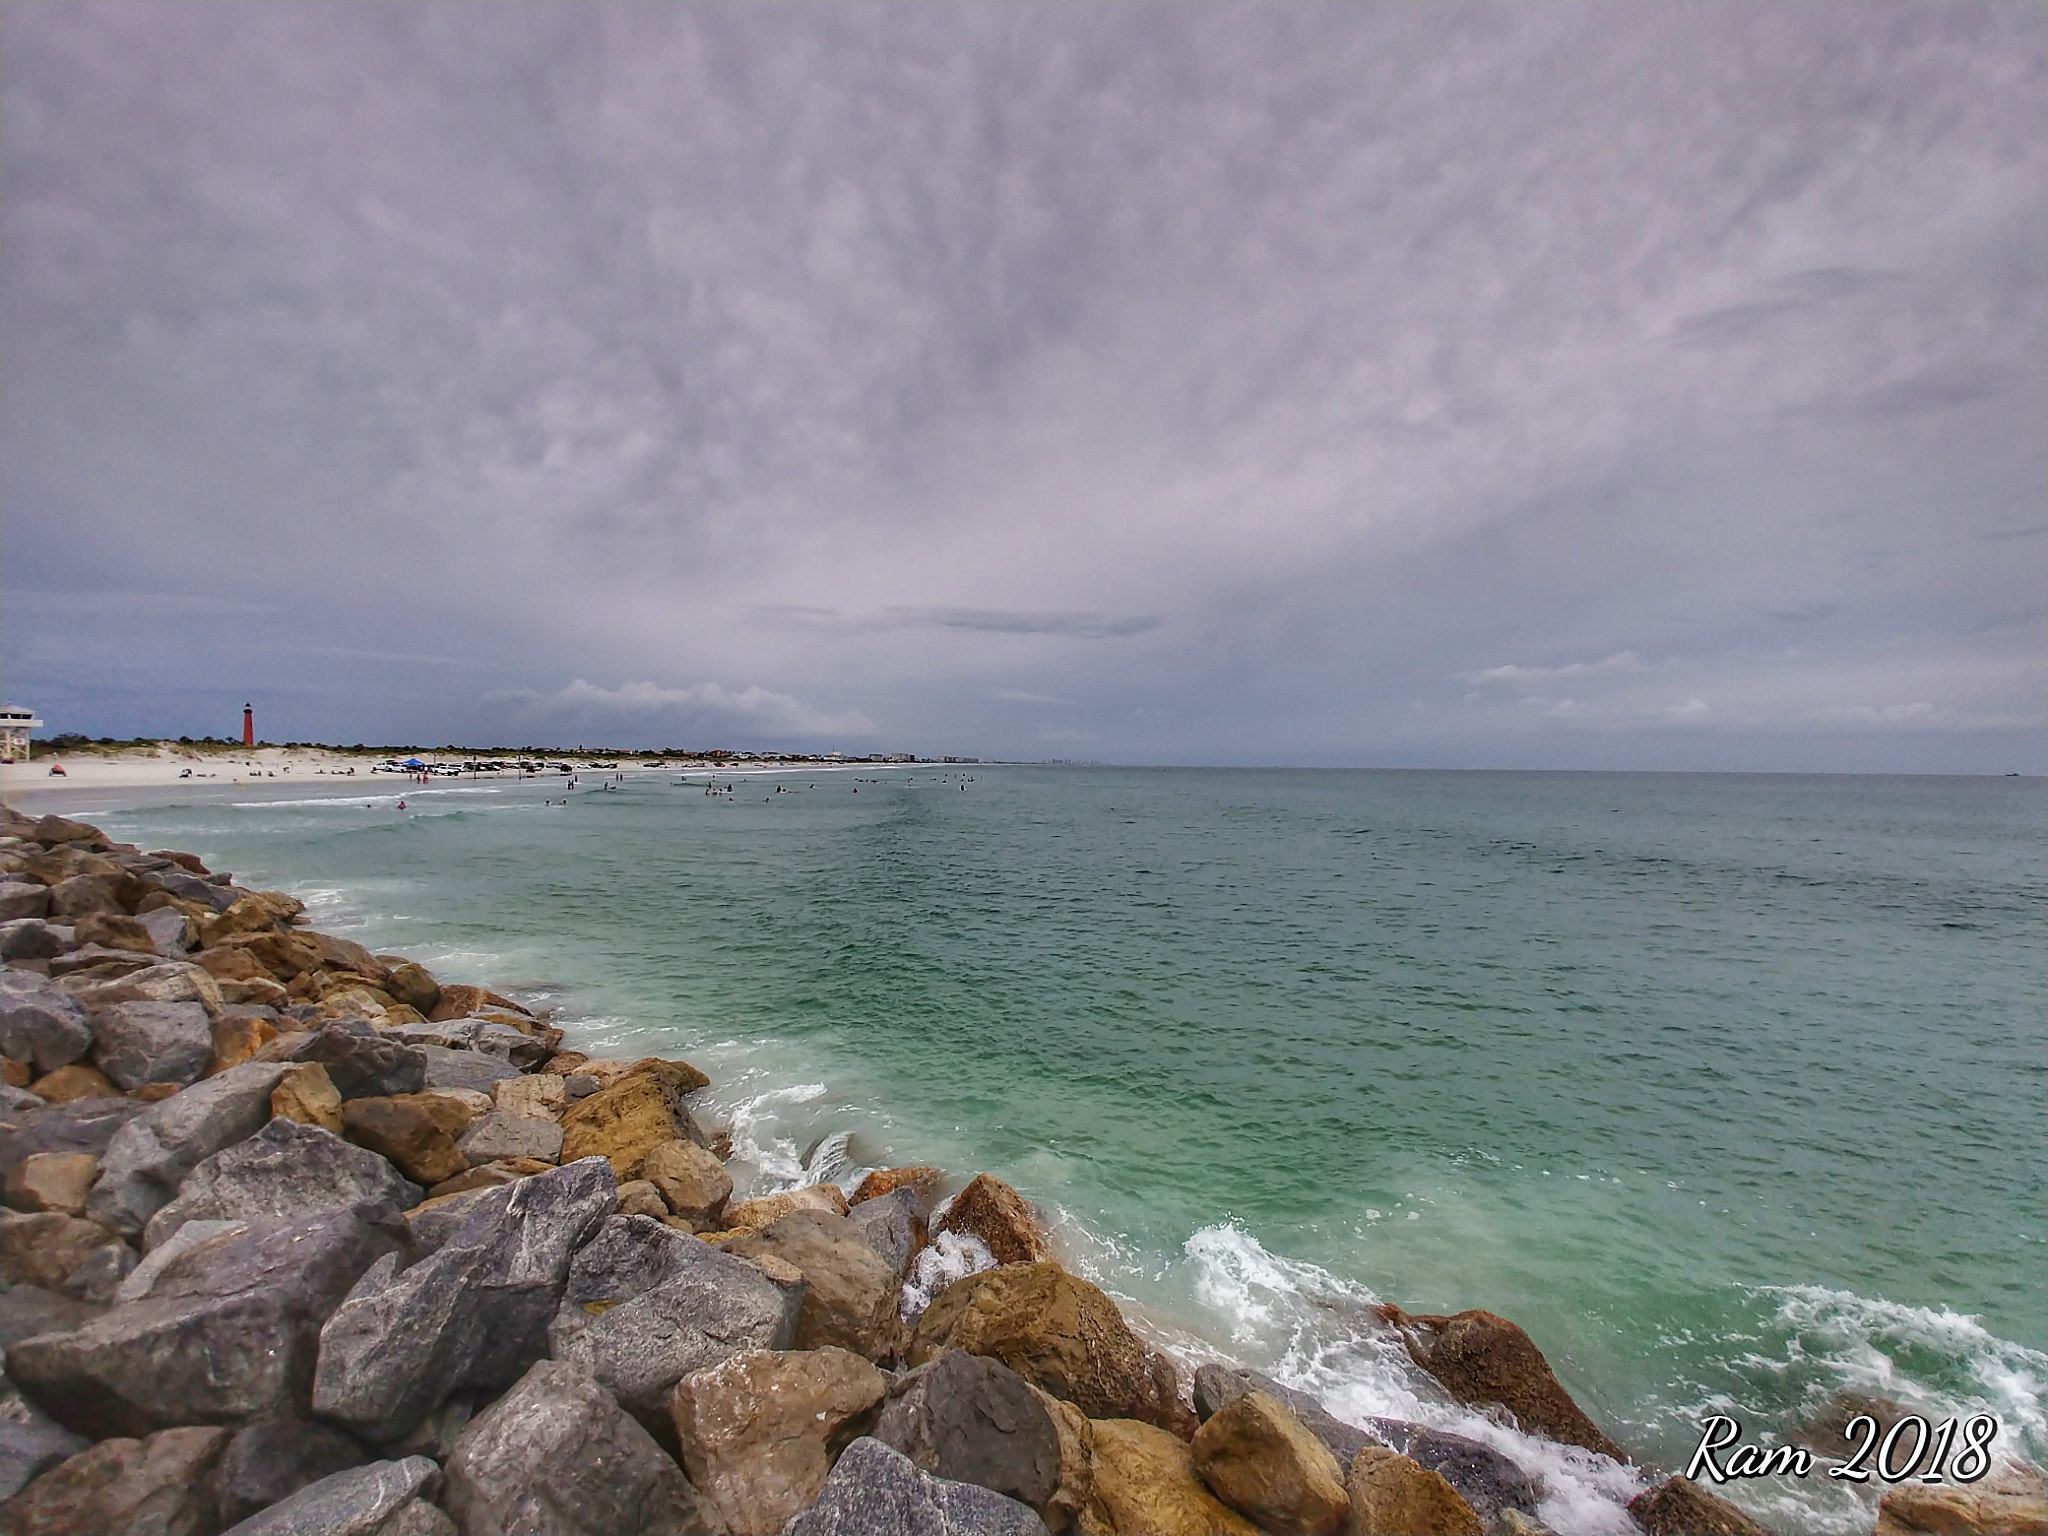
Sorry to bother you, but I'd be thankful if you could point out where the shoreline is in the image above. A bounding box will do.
[0,797,2034,1534]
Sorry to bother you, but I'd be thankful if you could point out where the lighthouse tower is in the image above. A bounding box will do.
[242,704,254,747]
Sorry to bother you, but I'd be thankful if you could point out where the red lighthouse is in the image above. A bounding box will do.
[242,704,254,747]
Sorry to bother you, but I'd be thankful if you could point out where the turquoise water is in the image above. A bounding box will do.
[57,767,2046,1533]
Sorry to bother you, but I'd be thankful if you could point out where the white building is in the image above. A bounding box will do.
[0,705,42,763]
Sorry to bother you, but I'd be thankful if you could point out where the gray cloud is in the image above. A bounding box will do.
[3,3,2041,768]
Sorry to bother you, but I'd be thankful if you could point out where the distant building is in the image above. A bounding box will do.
[0,705,43,763]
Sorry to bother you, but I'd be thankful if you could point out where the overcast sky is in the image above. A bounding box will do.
[4,3,2041,769]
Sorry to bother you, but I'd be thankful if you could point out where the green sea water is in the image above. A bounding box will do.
[65,767,2045,1533]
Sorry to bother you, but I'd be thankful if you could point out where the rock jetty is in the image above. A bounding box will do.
[3,804,2013,1536]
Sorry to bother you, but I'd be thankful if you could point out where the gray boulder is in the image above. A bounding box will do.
[417,1043,521,1093]
[0,1370,91,1501]
[86,1059,291,1236]
[215,1410,369,1529]
[152,869,243,912]
[389,1018,546,1067]
[872,1350,1062,1517]
[58,959,224,1017]
[8,1200,413,1439]
[216,1454,441,1536]
[0,1087,43,1115]
[62,1240,138,1305]
[0,1424,230,1536]
[456,1111,563,1166]
[312,1156,617,1444]
[847,1186,927,1280]
[443,1358,721,1536]
[0,1285,102,1349]
[786,1436,1050,1536]
[46,944,160,980]
[0,884,50,923]
[404,1184,513,1257]
[142,1117,425,1252]
[90,999,214,1091]
[0,972,93,1075]
[135,905,190,957]
[546,1213,802,1426]
[0,1096,146,1182]
[288,1020,426,1100]
[0,919,73,962]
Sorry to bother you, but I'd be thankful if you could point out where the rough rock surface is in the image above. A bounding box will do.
[312,1157,617,1444]
[723,1184,847,1231]
[342,1094,468,1186]
[1382,1306,1626,1461]
[492,1073,565,1121]
[270,1061,344,1133]
[27,1066,117,1104]
[787,1435,1051,1536]
[1344,1447,1484,1536]
[209,1014,281,1076]
[0,1287,101,1350]
[1189,1389,1347,1536]
[1082,1418,1260,1536]
[0,1372,91,1503]
[442,1358,723,1536]
[59,960,224,1018]
[287,1020,426,1101]
[90,1000,214,1091]
[8,1202,412,1439]
[142,1116,423,1251]
[0,922,71,965]
[872,1349,1063,1517]
[670,1346,888,1536]
[847,1186,928,1279]
[215,1410,368,1528]
[0,1425,229,1536]
[1873,1461,2048,1536]
[0,976,92,1077]
[1626,1474,1770,1536]
[909,1263,1193,1437]
[215,1454,441,1536]
[0,887,49,924]
[0,1211,124,1291]
[559,1065,708,1179]
[548,1213,801,1426]
[0,1096,145,1183]
[86,1060,290,1236]
[642,1137,730,1227]
[456,1110,563,1166]
[849,1165,946,1212]
[932,1175,1048,1266]
[725,1210,902,1359]
[417,1044,521,1094]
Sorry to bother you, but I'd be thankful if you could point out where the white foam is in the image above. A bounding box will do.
[901,1229,997,1322]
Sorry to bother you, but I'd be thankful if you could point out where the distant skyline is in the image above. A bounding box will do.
[5,4,2042,772]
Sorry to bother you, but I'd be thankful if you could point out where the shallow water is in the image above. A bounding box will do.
[64,767,2046,1532]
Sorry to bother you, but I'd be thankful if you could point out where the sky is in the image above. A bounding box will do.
[3,3,2042,770]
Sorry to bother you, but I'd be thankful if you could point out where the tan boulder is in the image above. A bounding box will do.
[72,911,157,955]
[205,1013,278,1075]
[1344,1446,1483,1536]
[218,929,320,982]
[246,889,306,925]
[378,1004,427,1028]
[643,1138,732,1228]
[725,1210,905,1360]
[315,986,394,1021]
[29,1064,120,1103]
[723,1184,848,1231]
[1192,1389,1347,1536]
[850,1163,946,1211]
[382,961,441,1015]
[934,1172,1049,1266]
[1083,1418,1261,1536]
[670,1346,888,1536]
[908,1261,1195,1437]
[1379,1306,1626,1461]
[1026,1382,1098,1536]
[540,1051,590,1075]
[342,1093,468,1185]
[308,931,391,984]
[617,1179,669,1219]
[0,1425,230,1536]
[0,1210,123,1290]
[1627,1474,1769,1535]
[60,962,223,1018]
[1874,1462,2048,1536]
[4,1152,98,1216]
[129,1083,183,1103]
[492,1073,566,1121]
[558,1065,706,1180]
[1,1059,31,1089]
[270,1061,344,1134]
[427,983,527,1023]
[220,977,291,1009]
[572,1057,641,1089]
[196,897,279,949]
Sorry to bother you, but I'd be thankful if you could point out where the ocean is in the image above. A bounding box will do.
[64,765,2045,1533]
